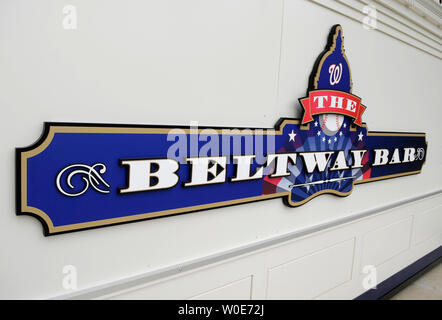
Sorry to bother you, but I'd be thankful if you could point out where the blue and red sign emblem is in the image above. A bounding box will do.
[16,25,427,235]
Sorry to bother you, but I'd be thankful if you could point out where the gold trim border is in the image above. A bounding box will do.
[18,120,426,235]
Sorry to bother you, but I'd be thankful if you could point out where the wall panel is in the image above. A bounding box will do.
[412,205,442,245]
[0,0,440,299]
[361,217,413,268]
[267,239,355,299]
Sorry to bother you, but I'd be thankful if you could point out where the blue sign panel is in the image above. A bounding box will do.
[16,25,427,235]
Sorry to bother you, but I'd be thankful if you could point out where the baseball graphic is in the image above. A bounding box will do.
[319,113,344,136]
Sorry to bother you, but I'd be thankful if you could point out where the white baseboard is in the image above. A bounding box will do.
[52,188,442,300]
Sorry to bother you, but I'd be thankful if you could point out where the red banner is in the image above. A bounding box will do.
[300,90,366,126]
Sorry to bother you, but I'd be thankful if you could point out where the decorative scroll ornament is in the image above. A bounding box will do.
[56,163,110,197]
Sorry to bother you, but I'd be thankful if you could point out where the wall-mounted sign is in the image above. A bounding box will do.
[16,25,427,236]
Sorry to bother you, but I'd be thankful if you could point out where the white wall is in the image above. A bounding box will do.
[0,0,440,299]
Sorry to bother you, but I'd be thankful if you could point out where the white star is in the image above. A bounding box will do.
[339,131,343,137]
[328,138,331,144]
[314,121,318,127]
[334,137,337,142]
[288,129,297,142]
[317,131,321,136]
[358,131,364,141]
[343,123,347,128]
[322,137,325,142]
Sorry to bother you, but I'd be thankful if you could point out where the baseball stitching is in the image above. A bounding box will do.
[321,114,328,130]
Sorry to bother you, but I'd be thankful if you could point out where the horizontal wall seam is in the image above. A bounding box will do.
[310,0,442,59]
